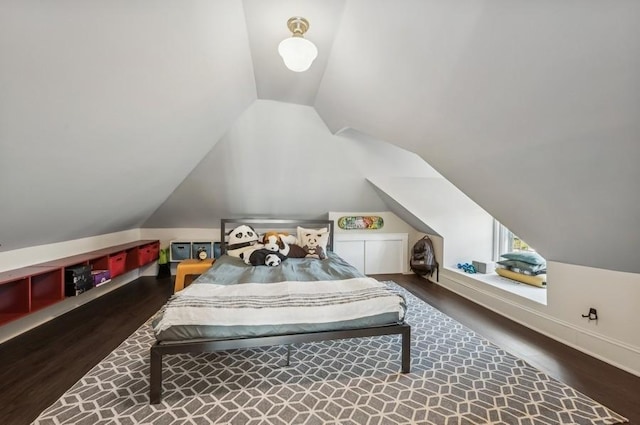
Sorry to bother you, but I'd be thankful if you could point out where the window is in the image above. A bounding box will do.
[493,220,536,260]
[485,220,548,304]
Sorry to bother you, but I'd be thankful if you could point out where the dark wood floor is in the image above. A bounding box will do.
[0,273,638,424]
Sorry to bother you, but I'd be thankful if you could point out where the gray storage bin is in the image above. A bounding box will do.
[170,242,192,262]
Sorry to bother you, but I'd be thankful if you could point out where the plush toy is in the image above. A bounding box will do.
[287,244,308,258]
[226,225,263,259]
[299,230,328,260]
[262,231,290,256]
[263,231,308,258]
[245,248,287,267]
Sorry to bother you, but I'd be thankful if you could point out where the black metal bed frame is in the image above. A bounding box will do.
[149,218,411,404]
[150,323,411,404]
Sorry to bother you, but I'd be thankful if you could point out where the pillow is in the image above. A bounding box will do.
[296,226,328,245]
[495,267,546,287]
[297,227,329,259]
[500,251,546,266]
[496,259,546,275]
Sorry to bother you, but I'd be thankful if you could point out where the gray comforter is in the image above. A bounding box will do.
[193,251,365,285]
[152,253,406,342]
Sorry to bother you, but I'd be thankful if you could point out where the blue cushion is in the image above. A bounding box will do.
[496,259,546,275]
[500,251,546,266]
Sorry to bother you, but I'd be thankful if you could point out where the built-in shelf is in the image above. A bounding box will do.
[0,240,160,327]
[445,267,547,305]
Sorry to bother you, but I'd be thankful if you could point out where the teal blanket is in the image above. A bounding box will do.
[192,251,365,285]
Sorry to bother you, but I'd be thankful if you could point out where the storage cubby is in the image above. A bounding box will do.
[0,276,30,326]
[125,247,140,272]
[192,241,213,260]
[89,256,109,272]
[30,268,63,312]
[170,240,218,262]
[0,240,159,327]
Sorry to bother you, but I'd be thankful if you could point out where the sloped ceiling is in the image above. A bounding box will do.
[314,0,640,273]
[0,0,255,251]
[1,0,639,274]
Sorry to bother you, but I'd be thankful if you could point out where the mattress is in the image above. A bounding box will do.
[152,253,406,342]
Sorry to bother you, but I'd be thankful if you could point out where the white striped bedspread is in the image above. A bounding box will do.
[152,278,407,342]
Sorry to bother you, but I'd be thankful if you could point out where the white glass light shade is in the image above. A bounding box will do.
[278,37,318,72]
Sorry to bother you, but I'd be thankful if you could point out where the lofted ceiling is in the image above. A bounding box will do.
[1,0,639,273]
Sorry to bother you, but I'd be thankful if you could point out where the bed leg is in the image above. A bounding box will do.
[150,346,162,404]
[285,344,291,367]
[401,326,411,373]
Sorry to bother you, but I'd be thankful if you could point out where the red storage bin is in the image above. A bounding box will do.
[108,251,127,278]
[148,242,160,262]
[137,246,150,266]
[139,243,160,266]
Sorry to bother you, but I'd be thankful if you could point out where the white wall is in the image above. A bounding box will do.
[438,263,640,377]
[0,229,140,273]
[548,263,640,351]
[328,211,414,235]
[368,176,495,267]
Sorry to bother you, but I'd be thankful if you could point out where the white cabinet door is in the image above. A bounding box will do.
[334,240,365,274]
[364,239,404,274]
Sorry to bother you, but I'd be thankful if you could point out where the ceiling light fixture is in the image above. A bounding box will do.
[278,17,318,72]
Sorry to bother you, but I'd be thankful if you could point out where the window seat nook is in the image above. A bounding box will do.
[444,267,547,305]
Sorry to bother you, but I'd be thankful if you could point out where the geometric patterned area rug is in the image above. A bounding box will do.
[34,282,627,425]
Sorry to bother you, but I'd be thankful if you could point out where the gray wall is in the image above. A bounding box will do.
[145,100,403,227]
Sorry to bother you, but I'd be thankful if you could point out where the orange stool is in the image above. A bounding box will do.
[174,258,215,293]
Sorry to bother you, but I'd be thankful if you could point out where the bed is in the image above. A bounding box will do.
[149,218,411,404]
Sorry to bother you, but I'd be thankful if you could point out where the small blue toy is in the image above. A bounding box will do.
[457,262,477,274]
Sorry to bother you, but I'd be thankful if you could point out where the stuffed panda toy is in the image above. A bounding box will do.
[245,249,287,267]
[226,225,285,267]
[226,225,263,260]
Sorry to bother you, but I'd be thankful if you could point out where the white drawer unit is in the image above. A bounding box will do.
[334,233,408,275]
[333,240,366,273]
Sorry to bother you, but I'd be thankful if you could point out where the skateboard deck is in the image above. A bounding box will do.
[337,216,384,230]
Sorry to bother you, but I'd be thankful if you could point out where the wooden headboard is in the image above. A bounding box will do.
[220,218,334,255]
